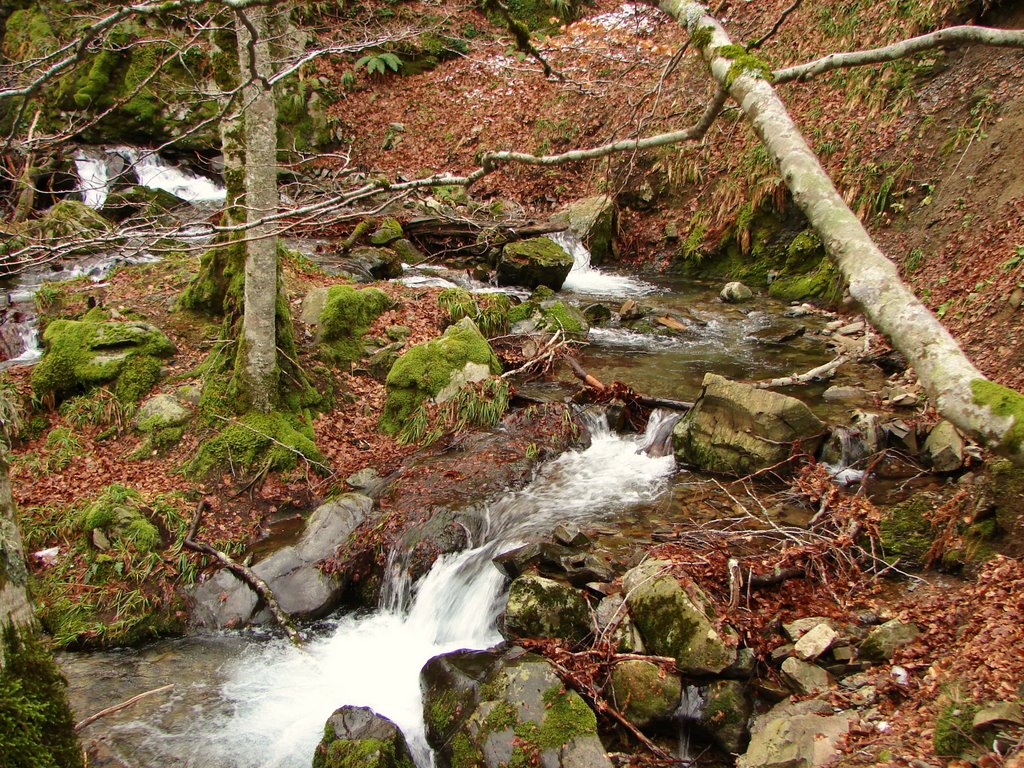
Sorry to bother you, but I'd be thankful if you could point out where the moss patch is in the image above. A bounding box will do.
[972,379,1024,453]
[878,495,934,568]
[312,737,414,768]
[319,285,393,368]
[0,623,83,768]
[189,411,326,478]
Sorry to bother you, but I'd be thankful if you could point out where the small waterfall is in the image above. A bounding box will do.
[73,146,225,209]
[676,685,704,764]
[549,231,655,297]
[158,412,676,768]
[638,408,683,458]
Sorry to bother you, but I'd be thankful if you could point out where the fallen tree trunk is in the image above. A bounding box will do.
[655,0,1024,462]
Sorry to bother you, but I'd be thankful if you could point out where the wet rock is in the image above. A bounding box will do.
[720,282,753,303]
[398,509,470,584]
[609,660,681,729]
[673,374,826,475]
[780,658,831,696]
[595,594,644,653]
[192,494,372,627]
[700,679,753,754]
[558,551,614,586]
[583,303,612,325]
[553,521,590,548]
[722,647,757,679]
[924,420,965,473]
[619,299,645,322]
[313,706,414,768]
[858,619,919,662]
[622,559,736,674]
[549,195,616,264]
[794,623,838,661]
[497,236,573,290]
[738,698,853,768]
[346,467,388,498]
[422,646,612,768]
[503,574,591,644]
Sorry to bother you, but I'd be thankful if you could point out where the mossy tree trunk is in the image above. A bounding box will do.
[0,449,82,767]
[655,0,1024,463]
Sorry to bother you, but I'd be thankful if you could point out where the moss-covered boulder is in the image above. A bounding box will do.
[550,195,616,265]
[497,237,573,291]
[699,679,753,755]
[609,660,681,729]
[508,296,589,340]
[622,559,736,675]
[188,411,325,478]
[350,246,403,280]
[79,483,161,553]
[379,317,501,436]
[312,706,414,768]
[878,493,935,568]
[27,199,110,246]
[369,217,404,246]
[314,285,393,368]
[31,317,175,403]
[503,574,591,644]
[672,373,825,475]
[421,646,613,768]
[101,184,185,222]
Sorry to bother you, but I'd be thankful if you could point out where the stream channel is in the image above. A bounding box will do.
[23,148,881,767]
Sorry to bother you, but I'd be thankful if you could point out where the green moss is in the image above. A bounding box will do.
[112,354,163,403]
[80,484,160,553]
[369,217,404,246]
[768,258,845,305]
[319,286,393,367]
[715,44,774,88]
[536,685,597,749]
[934,695,979,757]
[27,200,110,244]
[450,731,483,768]
[691,25,714,50]
[425,688,461,736]
[483,700,518,732]
[0,623,83,768]
[380,319,501,436]
[878,495,933,567]
[188,411,326,478]
[971,379,1024,453]
[312,736,414,768]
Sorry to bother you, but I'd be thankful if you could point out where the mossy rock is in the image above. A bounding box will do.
[698,679,753,754]
[189,411,325,478]
[550,195,616,265]
[508,294,589,339]
[31,318,174,403]
[487,0,579,30]
[317,285,394,368]
[379,317,501,436]
[989,459,1024,538]
[497,237,573,291]
[28,200,110,244]
[438,288,512,338]
[79,483,161,553]
[313,706,415,768]
[503,574,591,644]
[609,660,681,729]
[369,217,404,246]
[878,494,935,569]
[101,185,185,222]
[0,624,83,768]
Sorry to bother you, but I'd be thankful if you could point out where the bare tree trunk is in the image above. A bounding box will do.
[656,0,1024,462]
[233,5,280,413]
[0,456,34,654]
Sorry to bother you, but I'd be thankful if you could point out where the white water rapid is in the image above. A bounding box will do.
[128,412,674,768]
[73,146,225,209]
[551,230,656,297]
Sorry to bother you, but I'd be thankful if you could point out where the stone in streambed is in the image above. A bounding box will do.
[502,574,591,644]
[312,706,414,768]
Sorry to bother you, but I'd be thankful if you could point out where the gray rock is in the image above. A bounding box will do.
[739,698,854,768]
[549,195,616,264]
[347,467,388,497]
[594,594,644,653]
[973,702,1024,732]
[497,237,573,291]
[700,679,753,754]
[422,647,612,768]
[720,282,754,303]
[191,494,372,628]
[313,706,414,768]
[134,394,190,432]
[822,385,871,405]
[503,574,591,644]
[553,521,590,548]
[622,559,736,675]
[924,420,965,473]
[301,286,329,325]
[780,658,831,696]
[858,619,920,662]
[609,660,681,729]
[673,374,826,475]
[794,623,838,661]
[782,617,836,642]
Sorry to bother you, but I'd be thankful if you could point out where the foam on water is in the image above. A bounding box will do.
[552,231,656,297]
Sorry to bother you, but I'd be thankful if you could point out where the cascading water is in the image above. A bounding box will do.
[75,411,675,767]
[550,230,655,297]
[73,146,225,209]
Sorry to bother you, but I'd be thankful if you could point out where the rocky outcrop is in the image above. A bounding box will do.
[621,559,736,675]
[497,236,573,290]
[550,195,616,265]
[191,494,372,628]
[421,646,612,768]
[672,374,826,474]
[312,706,414,768]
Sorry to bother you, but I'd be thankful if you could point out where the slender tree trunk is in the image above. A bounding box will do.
[234,5,280,413]
[656,0,1024,461]
[0,457,34,650]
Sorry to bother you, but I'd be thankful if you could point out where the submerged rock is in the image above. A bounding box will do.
[312,706,414,768]
[622,559,736,675]
[422,646,612,768]
[672,374,826,475]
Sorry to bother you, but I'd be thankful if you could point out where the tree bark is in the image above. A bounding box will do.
[656,0,1024,462]
[234,5,281,413]
[0,456,35,658]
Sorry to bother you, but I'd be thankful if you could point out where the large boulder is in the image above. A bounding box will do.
[738,698,854,768]
[672,374,826,474]
[609,660,681,729]
[549,195,616,265]
[379,317,501,435]
[312,706,414,768]
[422,646,612,768]
[622,559,736,675]
[191,494,372,627]
[31,316,175,403]
[503,574,591,644]
[313,285,393,368]
[497,237,573,290]
[699,679,753,755]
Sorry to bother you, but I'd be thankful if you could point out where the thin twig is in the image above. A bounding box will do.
[75,684,174,731]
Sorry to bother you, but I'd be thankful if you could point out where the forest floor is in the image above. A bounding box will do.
[3,0,1024,765]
